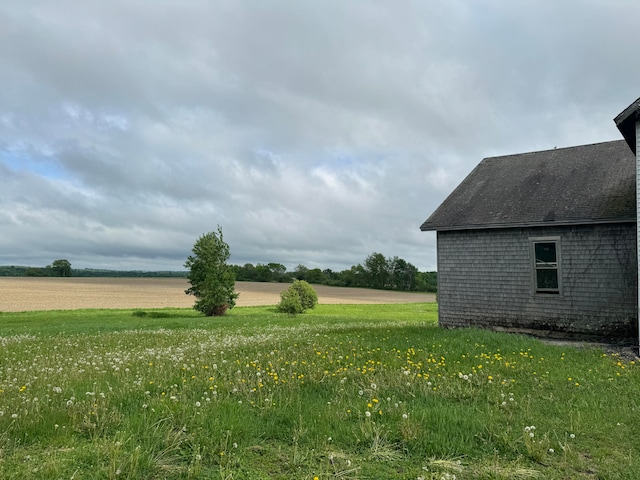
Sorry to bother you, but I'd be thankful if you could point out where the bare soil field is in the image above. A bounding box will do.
[0,278,435,312]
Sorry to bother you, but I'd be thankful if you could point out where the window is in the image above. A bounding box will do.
[532,239,560,294]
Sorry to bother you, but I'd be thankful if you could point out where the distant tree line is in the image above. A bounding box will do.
[0,262,187,278]
[231,252,437,292]
[1,252,438,292]
[0,259,73,277]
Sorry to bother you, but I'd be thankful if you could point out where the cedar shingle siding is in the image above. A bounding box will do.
[422,138,638,337]
[437,225,637,336]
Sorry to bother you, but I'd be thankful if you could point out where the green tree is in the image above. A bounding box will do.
[364,252,390,289]
[233,263,256,281]
[267,263,287,282]
[293,264,309,281]
[184,227,239,316]
[389,256,418,291]
[50,259,72,277]
[254,264,273,282]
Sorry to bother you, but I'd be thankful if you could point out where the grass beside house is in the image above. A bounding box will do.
[0,304,638,479]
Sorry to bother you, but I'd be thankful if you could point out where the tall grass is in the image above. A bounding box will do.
[0,304,638,479]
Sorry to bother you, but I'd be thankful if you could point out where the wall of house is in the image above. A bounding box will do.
[636,120,640,339]
[437,223,637,336]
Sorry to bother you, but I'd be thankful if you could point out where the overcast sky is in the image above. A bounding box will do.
[1,1,639,272]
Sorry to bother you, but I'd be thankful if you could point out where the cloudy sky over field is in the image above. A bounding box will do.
[1,1,639,272]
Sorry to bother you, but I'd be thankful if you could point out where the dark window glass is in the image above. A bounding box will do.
[533,241,559,293]
[536,269,558,290]
[535,243,557,265]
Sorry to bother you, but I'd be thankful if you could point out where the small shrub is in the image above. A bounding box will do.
[291,280,318,310]
[277,280,318,314]
[276,289,304,314]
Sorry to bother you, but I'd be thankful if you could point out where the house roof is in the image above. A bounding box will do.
[614,96,640,155]
[420,140,635,232]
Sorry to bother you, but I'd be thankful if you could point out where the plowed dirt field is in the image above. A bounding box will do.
[0,278,435,312]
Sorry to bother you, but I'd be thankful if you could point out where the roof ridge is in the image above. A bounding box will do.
[484,139,626,160]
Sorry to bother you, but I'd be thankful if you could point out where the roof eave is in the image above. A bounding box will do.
[420,217,636,232]
[614,97,640,155]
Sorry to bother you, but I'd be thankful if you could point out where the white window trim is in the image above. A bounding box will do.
[530,236,562,295]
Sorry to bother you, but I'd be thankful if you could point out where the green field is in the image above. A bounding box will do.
[0,304,638,479]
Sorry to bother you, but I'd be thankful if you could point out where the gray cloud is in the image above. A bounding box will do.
[1,1,639,272]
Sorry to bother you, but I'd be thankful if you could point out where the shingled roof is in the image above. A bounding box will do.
[420,140,635,232]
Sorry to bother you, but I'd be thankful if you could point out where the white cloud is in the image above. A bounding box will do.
[1,1,639,272]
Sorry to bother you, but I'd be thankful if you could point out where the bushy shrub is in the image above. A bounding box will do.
[276,288,304,314]
[277,280,318,314]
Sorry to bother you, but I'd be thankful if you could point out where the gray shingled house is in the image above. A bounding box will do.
[421,97,640,338]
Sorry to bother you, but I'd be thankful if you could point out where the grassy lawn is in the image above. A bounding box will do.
[0,304,638,479]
